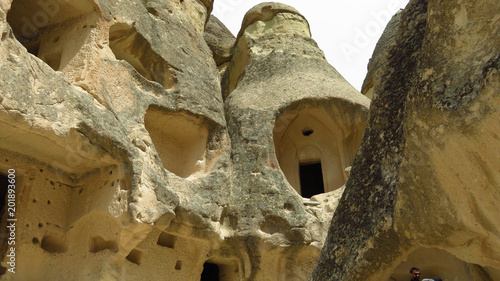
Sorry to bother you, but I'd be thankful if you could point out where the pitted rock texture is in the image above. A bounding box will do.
[222,3,370,279]
[361,9,402,99]
[204,15,235,67]
[204,14,235,97]
[311,0,500,280]
[0,1,369,280]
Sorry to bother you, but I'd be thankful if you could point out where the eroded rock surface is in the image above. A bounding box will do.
[204,15,235,67]
[361,10,402,99]
[221,4,370,279]
[0,0,227,279]
[312,0,500,280]
[0,1,369,280]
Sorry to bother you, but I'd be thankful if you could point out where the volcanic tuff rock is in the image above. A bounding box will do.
[312,0,500,280]
[204,15,235,67]
[221,4,370,279]
[0,1,369,280]
[361,9,402,99]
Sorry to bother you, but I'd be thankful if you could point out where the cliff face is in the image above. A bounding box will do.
[312,0,500,280]
[0,1,369,280]
[2,0,497,280]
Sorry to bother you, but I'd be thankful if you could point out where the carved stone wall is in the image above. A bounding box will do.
[0,1,369,280]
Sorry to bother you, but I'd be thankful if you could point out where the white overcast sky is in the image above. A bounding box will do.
[212,0,410,91]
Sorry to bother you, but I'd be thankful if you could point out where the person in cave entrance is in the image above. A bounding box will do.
[410,267,420,281]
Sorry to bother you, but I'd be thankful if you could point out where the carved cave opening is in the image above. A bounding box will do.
[7,0,96,71]
[274,108,352,196]
[41,234,68,253]
[109,23,177,89]
[126,248,143,265]
[389,247,500,281]
[144,107,209,178]
[89,236,118,253]
[201,262,220,281]
[200,260,239,281]
[175,260,182,270]
[157,231,177,249]
[299,161,325,198]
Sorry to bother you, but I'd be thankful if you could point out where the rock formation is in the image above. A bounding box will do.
[204,15,235,69]
[0,1,369,280]
[361,10,402,100]
[222,3,370,280]
[311,0,500,280]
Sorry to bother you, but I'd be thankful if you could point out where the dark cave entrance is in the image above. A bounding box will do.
[299,162,325,198]
[201,262,220,281]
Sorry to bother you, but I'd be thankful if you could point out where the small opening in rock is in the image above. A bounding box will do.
[200,260,239,281]
[41,235,68,253]
[201,263,220,281]
[126,248,142,265]
[32,237,39,244]
[120,179,131,190]
[175,260,182,270]
[89,236,118,253]
[302,128,314,136]
[157,232,177,249]
[147,7,159,17]
[299,162,324,198]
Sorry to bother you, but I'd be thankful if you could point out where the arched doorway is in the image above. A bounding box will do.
[273,107,357,197]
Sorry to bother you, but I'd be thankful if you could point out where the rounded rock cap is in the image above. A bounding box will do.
[237,2,310,39]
